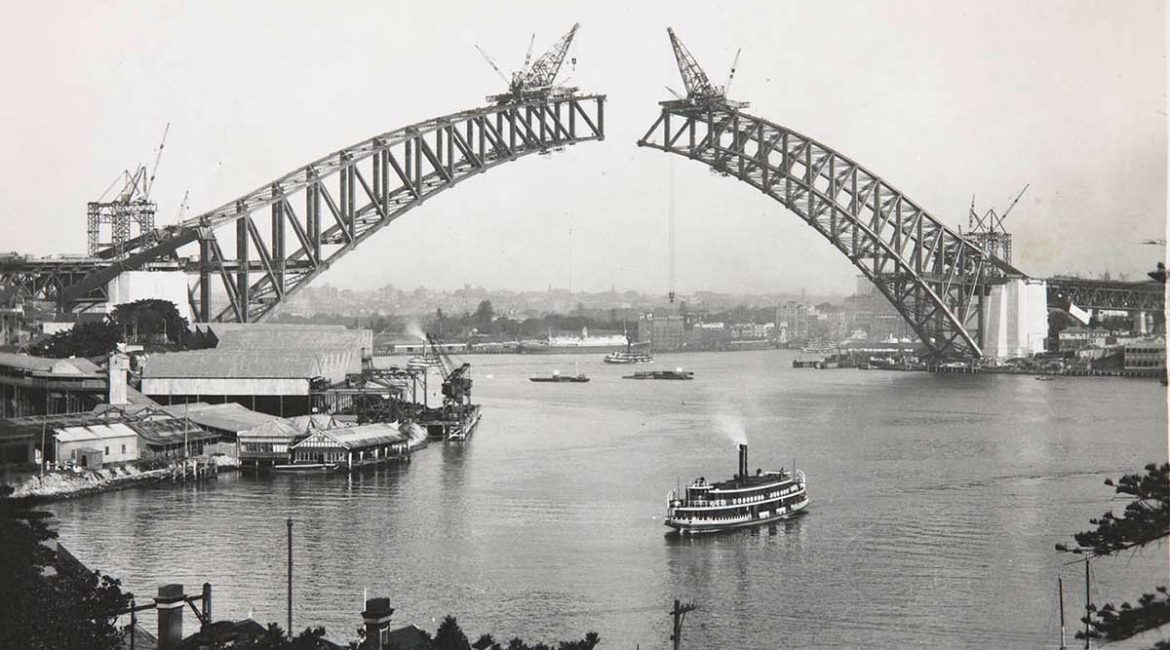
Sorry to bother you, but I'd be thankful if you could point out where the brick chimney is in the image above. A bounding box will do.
[155,584,186,650]
[361,597,394,649]
[108,353,129,406]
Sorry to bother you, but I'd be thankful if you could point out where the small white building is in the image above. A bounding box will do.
[53,423,139,466]
[290,423,406,469]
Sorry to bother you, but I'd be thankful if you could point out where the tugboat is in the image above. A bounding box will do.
[665,443,808,535]
[530,370,590,383]
[623,368,693,380]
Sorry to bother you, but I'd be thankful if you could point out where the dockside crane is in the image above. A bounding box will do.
[426,333,472,410]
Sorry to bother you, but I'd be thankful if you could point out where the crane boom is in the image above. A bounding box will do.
[522,22,579,89]
[725,48,741,94]
[667,27,716,99]
[474,45,511,85]
[145,122,170,201]
[998,183,1029,227]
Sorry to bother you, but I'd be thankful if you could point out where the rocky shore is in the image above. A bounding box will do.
[6,457,237,501]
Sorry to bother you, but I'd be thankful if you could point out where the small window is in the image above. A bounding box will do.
[105,446,109,455]
[121,444,126,454]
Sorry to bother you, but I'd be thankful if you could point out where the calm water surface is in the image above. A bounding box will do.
[53,351,1168,649]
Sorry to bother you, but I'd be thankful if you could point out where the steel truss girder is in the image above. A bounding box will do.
[638,107,1023,360]
[70,95,605,323]
[1047,278,1164,312]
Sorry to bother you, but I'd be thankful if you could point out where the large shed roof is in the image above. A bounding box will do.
[142,351,325,379]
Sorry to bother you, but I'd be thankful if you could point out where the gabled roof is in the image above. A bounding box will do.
[287,413,341,433]
[384,624,431,650]
[292,423,404,450]
[161,402,293,435]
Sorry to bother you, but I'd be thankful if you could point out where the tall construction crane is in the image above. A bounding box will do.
[663,28,747,110]
[478,24,581,104]
[86,123,170,257]
[966,183,1027,266]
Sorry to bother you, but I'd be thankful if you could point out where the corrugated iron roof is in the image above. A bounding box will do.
[293,423,404,450]
[54,423,139,443]
[0,352,102,376]
[160,402,292,434]
[142,351,324,379]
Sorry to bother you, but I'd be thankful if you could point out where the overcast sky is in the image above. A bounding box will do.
[1,0,1165,297]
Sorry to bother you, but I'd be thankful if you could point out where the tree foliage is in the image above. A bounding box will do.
[432,618,598,650]
[434,615,473,650]
[111,298,190,345]
[31,319,123,358]
[1057,463,1170,647]
[0,484,131,649]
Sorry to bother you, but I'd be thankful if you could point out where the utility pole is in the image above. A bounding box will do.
[1084,558,1091,650]
[1059,577,1067,650]
[669,599,696,650]
[287,518,293,637]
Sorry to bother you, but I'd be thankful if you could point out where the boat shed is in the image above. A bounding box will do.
[53,423,139,467]
[290,423,406,469]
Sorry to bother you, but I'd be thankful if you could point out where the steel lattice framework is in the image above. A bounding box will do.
[638,28,1037,361]
[639,105,1023,360]
[59,95,605,322]
[1047,278,1165,312]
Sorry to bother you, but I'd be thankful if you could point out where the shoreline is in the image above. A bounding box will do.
[6,457,236,503]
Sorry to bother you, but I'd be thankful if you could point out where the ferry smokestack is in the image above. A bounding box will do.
[738,443,748,481]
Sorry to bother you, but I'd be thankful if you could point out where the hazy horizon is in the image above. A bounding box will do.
[1,0,1165,297]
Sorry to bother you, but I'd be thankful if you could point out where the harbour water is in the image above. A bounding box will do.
[52,350,1167,648]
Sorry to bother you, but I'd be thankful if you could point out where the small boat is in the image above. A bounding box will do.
[530,370,590,383]
[603,351,654,364]
[1034,375,1057,381]
[623,368,693,380]
[665,443,809,535]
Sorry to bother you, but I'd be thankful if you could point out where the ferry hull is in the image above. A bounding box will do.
[665,498,810,535]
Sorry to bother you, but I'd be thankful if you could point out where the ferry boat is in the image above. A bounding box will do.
[530,371,590,383]
[603,350,654,364]
[623,368,693,380]
[665,443,808,535]
[800,340,837,354]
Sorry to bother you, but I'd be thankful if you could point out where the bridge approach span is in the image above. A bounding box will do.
[61,95,606,323]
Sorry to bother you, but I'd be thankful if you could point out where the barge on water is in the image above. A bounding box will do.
[530,371,590,383]
[665,443,808,535]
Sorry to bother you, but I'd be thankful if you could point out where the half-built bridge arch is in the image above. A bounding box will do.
[638,29,1023,360]
[59,25,604,324]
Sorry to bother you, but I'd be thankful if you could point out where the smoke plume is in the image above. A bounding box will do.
[404,319,426,341]
[714,413,748,447]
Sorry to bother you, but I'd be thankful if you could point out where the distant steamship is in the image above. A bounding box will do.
[520,327,650,354]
